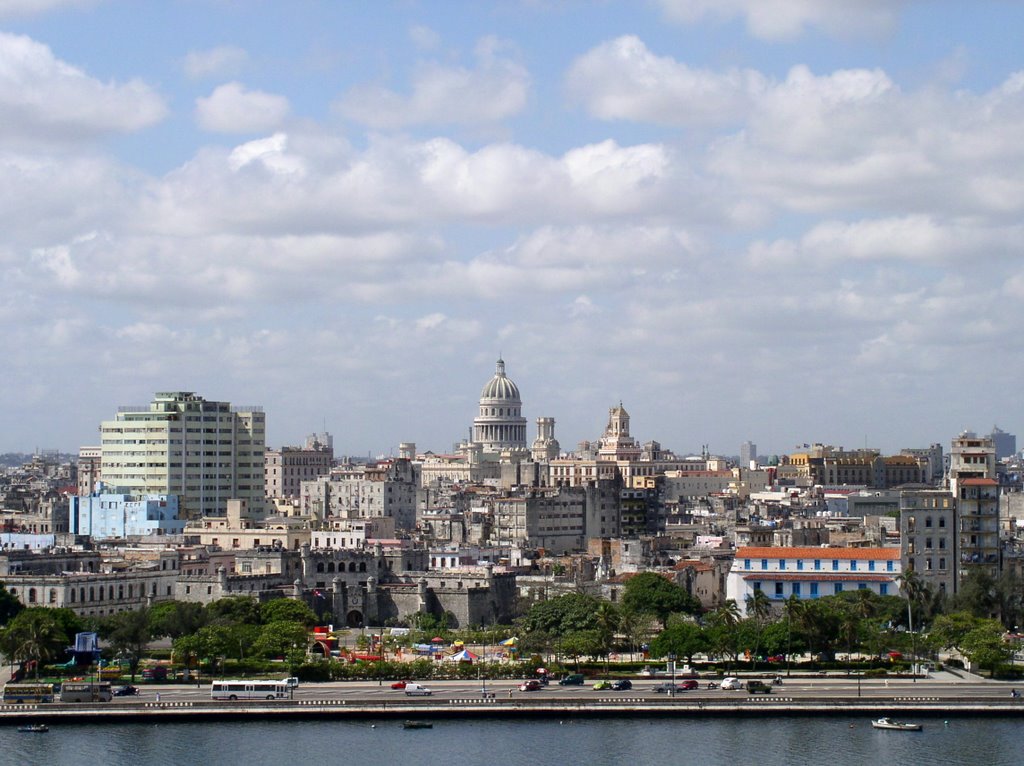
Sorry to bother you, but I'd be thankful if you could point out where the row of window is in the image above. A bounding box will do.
[743,559,895,572]
[753,581,889,597]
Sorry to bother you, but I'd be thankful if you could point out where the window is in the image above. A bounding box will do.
[774,582,784,597]
[925,516,933,528]
[797,560,804,571]
[809,583,819,597]
[939,557,946,569]
[869,561,876,571]
[886,561,894,572]
[762,559,768,570]
[858,583,867,590]
[744,559,751,570]
[779,559,786,571]
[879,584,888,596]
[814,559,821,571]
[850,561,857,571]
[834,583,843,594]
[832,560,839,571]
[753,582,762,591]
[792,583,801,596]
[939,517,946,528]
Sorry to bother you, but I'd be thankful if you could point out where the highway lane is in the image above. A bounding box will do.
[126,675,1024,705]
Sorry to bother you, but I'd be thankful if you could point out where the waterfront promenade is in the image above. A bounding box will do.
[3,673,1023,722]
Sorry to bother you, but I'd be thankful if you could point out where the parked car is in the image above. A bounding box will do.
[610,679,632,691]
[558,674,585,686]
[746,680,773,694]
[592,680,612,690]
[678,679,699,690]
[141,667,167,682]
[390,680,410,690]
[113,685,138,697]
[519,680,542,692]
[403,683,432,696]
[720,676,743,690]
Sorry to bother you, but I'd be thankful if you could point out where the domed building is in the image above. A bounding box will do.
[472,359,528,454]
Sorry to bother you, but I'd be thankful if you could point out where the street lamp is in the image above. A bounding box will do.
[668,653,676,697]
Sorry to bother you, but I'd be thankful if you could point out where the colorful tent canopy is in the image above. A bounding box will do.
[499,637,517,646]
[449,649,479,662]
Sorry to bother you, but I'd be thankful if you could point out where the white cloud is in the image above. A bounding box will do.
[655,0,904,41]
[182,45,249,79]
[336,36,529,127]
[195,82,290,133]
[408,25,440,51]
[0,0,99,18]
[566,36,766,125]
[0,32,166,144]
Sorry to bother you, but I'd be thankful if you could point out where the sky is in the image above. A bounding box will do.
[3,0,1024,459]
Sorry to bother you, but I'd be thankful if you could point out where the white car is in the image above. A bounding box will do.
[720,677,743,690]
[404,683,433,696]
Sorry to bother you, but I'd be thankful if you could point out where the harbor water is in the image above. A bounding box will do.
[0,716,1020,766]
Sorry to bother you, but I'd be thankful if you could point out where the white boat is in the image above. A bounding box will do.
[871,717,922,731]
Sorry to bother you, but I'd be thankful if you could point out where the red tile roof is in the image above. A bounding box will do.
[736,546,900,560]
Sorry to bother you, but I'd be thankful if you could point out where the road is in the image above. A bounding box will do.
[127,673,1023,705]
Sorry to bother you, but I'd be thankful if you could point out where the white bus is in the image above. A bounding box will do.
[210,680,290,701]
[60,681,113,703]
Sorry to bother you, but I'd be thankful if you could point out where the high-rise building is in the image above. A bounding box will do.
[740,441,757,468]
[99,391,266,519]
[948,431,999,582]
[77,446,102,497]
[265,434,333,501]
[990,426,1017,461]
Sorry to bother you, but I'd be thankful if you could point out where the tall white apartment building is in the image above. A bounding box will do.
[99,391,266,519]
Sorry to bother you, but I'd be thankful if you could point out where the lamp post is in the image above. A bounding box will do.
[668,653,676,697]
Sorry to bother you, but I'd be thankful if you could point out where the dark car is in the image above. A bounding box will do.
[141,667,167,682]
[746,680,773,694]
[610,679,632,691]
[113,685,138,697]
[519,679,543,692]
[558,674,585,686]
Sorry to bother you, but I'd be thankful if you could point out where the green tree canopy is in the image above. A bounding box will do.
[149,600,207,639]
[0,608,70,676]
[253,621,309,659]
[260,598,318,627]
[519,593,603,636]
[649,619,708,664]
[205,596,262,626]
[100,607,151,680]
[621,573,700,627]
[0,583,23,627]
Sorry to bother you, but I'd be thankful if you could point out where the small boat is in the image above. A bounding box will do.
[403,720,433,730]
[18,724,49,733]
[871,717,922,731]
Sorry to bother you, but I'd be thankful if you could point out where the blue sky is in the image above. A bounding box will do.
[2,0,1024,459]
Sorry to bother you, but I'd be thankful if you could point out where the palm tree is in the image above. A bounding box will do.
[746,590,773,666]
[594,603,619,672]
[1,610,67,678]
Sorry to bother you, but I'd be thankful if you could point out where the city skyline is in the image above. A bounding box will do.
[3,2,1024,456]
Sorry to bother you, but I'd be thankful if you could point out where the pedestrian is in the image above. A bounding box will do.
[508,688,513,699]
[155,692,161,702]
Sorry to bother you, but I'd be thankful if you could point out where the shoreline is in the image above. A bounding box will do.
[3,696,1024,724]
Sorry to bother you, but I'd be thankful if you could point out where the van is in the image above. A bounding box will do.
[558,674,585,686]
[284,677,299,689]
[404,683,432,696]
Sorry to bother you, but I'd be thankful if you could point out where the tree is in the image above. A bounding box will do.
[649,620,708,665]
[594,603,620,668]
[149,600,207,639]
[205,596,262,626]
[621,573,700,628]
[745,590,773,662]
[0,583,23,627]
[260,598,318,627]
[519,593,602,636]
[556,630,601,669]
[101,608,150,681]
[0,608,69,677]
[253,621,309,659]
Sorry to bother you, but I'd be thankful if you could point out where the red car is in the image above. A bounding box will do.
[390,680,410,690]
[519,679,543,692]
[678,679,699,690]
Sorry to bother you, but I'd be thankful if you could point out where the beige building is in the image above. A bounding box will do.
[100,391,266,519]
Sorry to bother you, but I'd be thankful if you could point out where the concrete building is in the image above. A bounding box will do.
[740,441,757,468]
[726,546,901,615]
[472,358,528,454]
[99,391,266,519]
[900,489,956,597]
[71,490,185,540]
[301,459,418,531]
[265,435,334,501]
[990,426,1017,461]
[77,446,102,497]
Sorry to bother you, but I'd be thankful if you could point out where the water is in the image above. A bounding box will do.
[0,716,1019,766]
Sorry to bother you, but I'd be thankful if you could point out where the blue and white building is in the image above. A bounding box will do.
[727,546,902,616]
[71,489,185,540]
